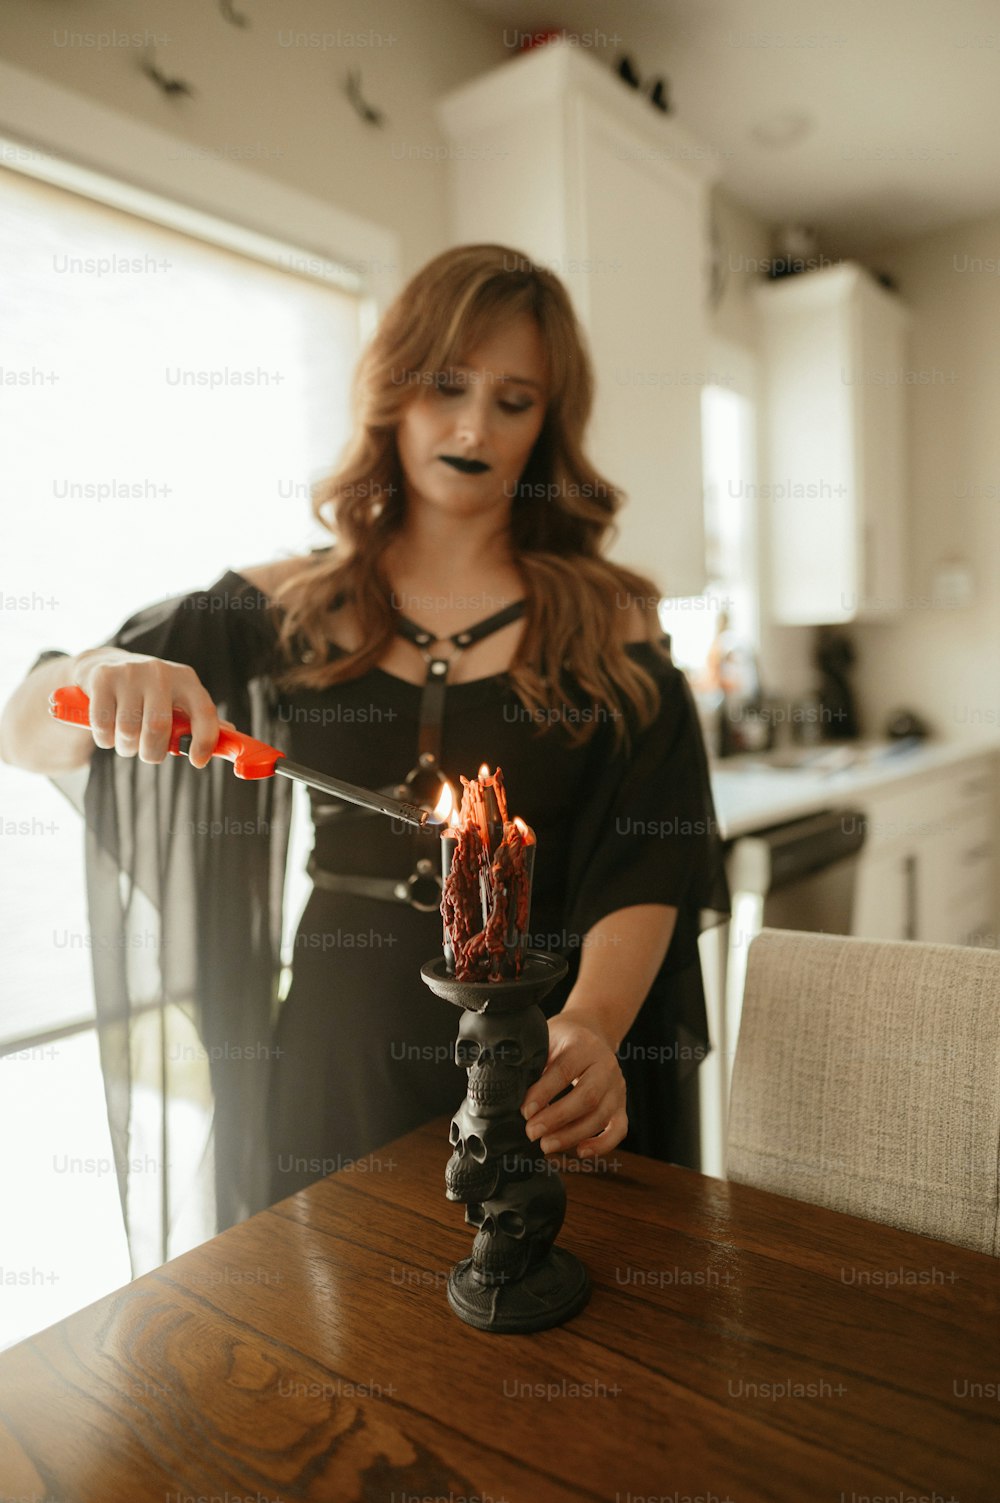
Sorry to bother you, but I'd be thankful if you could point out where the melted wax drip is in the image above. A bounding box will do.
[441,767,534,982]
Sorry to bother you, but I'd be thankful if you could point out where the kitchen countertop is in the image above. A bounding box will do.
[709,735,1000,840]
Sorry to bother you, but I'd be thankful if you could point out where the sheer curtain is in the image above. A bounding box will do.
[0,162,363,1348]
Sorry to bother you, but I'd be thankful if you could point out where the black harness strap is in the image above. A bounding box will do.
[393,599,527,765]
[308,598,528,827]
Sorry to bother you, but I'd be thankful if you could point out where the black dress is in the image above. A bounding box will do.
[36,567,730,1268]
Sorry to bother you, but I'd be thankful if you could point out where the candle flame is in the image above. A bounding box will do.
[513,815,536,844]
[433,781,457,825]
[478,762,492,780]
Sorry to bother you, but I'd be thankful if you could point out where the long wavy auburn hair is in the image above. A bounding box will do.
[269,243,672,748]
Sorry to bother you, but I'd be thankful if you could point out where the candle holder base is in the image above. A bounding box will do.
[448,1248,590,1334]
[421,950,591,1335]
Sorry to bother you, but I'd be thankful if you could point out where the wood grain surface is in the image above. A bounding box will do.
[0,1117,996,1503]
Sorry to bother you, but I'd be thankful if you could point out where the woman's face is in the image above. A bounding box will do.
[395,313,549,529]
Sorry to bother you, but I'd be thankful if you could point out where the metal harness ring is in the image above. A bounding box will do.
[394,858,443,913]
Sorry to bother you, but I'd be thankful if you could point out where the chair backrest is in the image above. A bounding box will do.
[726,927,1000,1256]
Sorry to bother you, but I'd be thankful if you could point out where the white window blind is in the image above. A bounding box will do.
[0,160,367,1349]
[0,164,363,1047]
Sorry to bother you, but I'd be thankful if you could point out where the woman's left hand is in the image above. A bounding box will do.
[519,1011,628,1159]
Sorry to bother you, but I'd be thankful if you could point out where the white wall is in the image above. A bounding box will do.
[0,0,509,281]
[849,210,1000,742]
[0,0,806,689]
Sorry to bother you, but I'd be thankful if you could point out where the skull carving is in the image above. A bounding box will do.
[465,1174,567,1286]
[456,1007,549,1118]
[445,1100,542,1202]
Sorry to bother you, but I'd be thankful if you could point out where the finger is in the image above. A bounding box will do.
[137,671,177,764]
[524,1040,618,1122]
[537,1100,618,1155]
[522,1054,581,1119]
[526,1071,603,1138]
[113,686,145,759]
[576,1108,629,1157]
[526,1069,623,1143]
[87,669,118,751]
[137,697,176,764]
[185,687,222,769]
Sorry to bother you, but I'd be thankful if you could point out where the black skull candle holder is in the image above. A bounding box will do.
[420,950,591,1333]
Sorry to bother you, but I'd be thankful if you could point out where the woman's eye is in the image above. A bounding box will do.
[435,383,532,416]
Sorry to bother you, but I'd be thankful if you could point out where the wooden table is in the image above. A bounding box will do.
[0,1118,997,1503]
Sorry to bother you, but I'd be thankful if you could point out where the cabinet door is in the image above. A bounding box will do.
[758,285,857,624]
[853,849,913,940]
[570,98,708,597]
[756,266,909,624]
[854,277,908,617]
[916,808,997,945]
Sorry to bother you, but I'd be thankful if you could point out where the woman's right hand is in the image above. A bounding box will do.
[71,649,224,769]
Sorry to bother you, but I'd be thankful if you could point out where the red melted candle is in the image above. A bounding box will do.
[440,766,535,981]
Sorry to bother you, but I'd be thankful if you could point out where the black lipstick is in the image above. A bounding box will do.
[440,455,490,474]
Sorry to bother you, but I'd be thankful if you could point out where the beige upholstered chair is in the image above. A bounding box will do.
[726,927,1000,1255]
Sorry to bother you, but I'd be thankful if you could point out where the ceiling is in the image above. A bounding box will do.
[458,0,1000,257]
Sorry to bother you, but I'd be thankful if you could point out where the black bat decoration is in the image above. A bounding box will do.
[219,0,250,28]
[617,55,641,89]
[345,68,386,128]
[615,56,671,115]
[648,77,670,114]
[140,55,196,99]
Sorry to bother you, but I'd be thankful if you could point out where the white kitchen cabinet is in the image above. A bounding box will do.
[754,263,910,624]
[852,754,998,945]
[853,849,913,942]
[915,761,997,946]
[436,40,720,598]
[918,810,995,945]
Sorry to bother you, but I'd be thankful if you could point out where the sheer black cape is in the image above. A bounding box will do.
[34,570,729,1271]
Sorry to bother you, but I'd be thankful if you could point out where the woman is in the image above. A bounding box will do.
[1,244,730,1271]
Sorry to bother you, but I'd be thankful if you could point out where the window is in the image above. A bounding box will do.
[0,159,366,1348]
[658,372,760,677]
